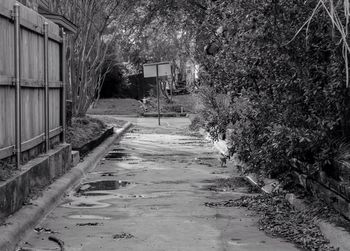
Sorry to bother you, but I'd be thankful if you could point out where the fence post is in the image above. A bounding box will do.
[14,4,21,168]
[44,22,49,152]
[61,28,66,143]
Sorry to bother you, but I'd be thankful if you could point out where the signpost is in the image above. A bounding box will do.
[143,62,172,126]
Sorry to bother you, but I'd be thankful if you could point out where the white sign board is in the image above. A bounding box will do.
[143,65,157,78]
[143,62,171,78]
[158,63,171,76]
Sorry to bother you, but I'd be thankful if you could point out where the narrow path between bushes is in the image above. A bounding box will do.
[19,117,298,251]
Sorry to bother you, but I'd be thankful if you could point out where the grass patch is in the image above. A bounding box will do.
[87,95,198,115]
[91,116,127,128]
[87,98,143,115]
[146,94,198,113]
[66,116,107,149]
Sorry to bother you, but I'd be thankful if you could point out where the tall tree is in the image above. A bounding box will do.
[49,0,138,116]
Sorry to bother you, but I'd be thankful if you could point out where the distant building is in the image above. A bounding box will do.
[18,0,77,34]
[17,0,42,11]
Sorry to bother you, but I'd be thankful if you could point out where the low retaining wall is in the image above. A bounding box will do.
[141,113,187,117]
[72,127,114,157]
[0,144,71,219]
[293,171,350,219]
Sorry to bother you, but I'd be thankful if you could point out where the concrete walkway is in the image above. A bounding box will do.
[0,124,131,251]
[18,117,299,251]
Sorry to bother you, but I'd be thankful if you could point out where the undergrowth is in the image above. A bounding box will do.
[66,116,106,149]
[0,160,16,182]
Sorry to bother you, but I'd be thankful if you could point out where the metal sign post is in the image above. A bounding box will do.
[156,65,160,126]
[143,62,172,126]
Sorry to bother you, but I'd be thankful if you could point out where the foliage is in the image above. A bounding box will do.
[97,63,130,100]
[189,115,203,132]
[196,87,231,140]
[49,0,139,116]
[50,0,350,178]
[189,0,350,178]
[114,0,207,99]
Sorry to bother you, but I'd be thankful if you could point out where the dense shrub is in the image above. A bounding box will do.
[195,0,350,178]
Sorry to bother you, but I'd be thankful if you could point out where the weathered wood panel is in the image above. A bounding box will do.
[0,0,64,161]
[49,89,61,130]
[0,15,14,76]
[21,28,44,80]
[48,40,60,82]
[21,88,45,142]
[0,86,15,149]
[0,0,16,14]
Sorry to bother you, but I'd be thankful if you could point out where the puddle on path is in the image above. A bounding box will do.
[101,172,118,177]
[90,171,126,177]
[62,201,111,209]
[105,151,143,163]
[105,151,129,160]
[77,180,131,194]
[78,192,112,196]
[196,157,217,160]
[68,215,111,220]
[112,148,126,152]
[153,180,187,185]
[228,240,249,246]
[61,180,134,209]
[201,177,251,193]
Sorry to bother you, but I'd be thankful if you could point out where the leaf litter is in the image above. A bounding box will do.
[205,194,340,251]
[113,233,135,240]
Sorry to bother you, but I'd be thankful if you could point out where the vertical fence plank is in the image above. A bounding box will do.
[14,3,21,167]
[44,22,49,152]
[0,87,5,147]
[61,29,66,142]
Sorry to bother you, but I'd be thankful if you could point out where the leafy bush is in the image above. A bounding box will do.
[189,115,203,132]
[194,0,350,179]
[197,87,231,140]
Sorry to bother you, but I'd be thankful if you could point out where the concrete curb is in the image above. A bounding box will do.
[0,122,133,251]
[285,193,350,251]
[141,112,187,118]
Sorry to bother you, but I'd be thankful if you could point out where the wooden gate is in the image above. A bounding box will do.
[0,0,66,166]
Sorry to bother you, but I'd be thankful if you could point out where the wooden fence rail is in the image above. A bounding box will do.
[0,0,66,166]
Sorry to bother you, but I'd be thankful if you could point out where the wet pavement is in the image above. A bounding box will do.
[18,116,299,251]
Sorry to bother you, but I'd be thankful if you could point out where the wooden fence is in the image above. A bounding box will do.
[0,0,66,166]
